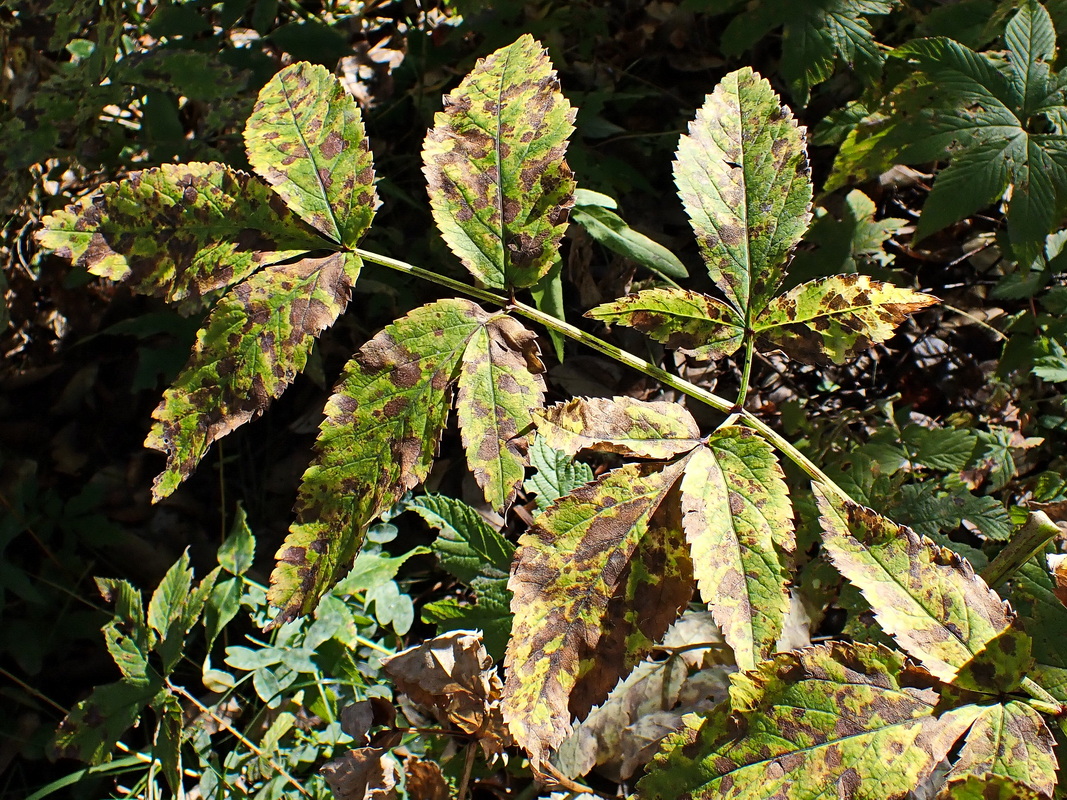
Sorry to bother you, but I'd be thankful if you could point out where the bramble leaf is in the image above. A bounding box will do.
[754,274,937,365]
[245,62,377,248]
[458,315,546,510]
[409,494,514,583]
[269,300,544,622]
[815,485,1018,686]
[720,0,898,103]
[639,643,978,800]
[36,163,325,312]
[941,701,1057,799]
[680,428,794,671]
[525,435,594,511]
[502,460,693,765]
[145,252,361,500]
[535,396,700,460]
[423,34,576,290]
[586,288,744,360]
[674,67,811,320]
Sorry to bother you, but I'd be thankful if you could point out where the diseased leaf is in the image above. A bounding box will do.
[674,68,812,320]
[36,163,325,312]
[755,274,937,365]
[814,485,1016,685]
[383,631,512,758]
[245,62,377,247]
[940,775,1044,800]
[535,396,700,460]
[268,299,485,623]
[145,252,361,500]
[525,435,594,511]
[458,315,546,510]
[503,460,693,765]
[638,643,978,800]
[423,34,576,289]
[940,701,1057,799]
[52,680,163,764]
[680,428,794,671]
[586,288,744,361]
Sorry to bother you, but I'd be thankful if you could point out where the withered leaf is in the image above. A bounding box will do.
[321,747,400,800]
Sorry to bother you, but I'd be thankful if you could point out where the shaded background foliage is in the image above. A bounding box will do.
[4,0,1067,797]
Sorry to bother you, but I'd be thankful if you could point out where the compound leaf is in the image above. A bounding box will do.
[503,460,692,765]
[586,288,744,361]
[36,163,325,312]
[423,34,576,290]
[458,315,546,510]
[680,428,794,672]
[244,62,377,248]
[814,485,1017,685]
[675,68,812,320]
[639,642,978,800]
[941,701,1056,799]
[145,252,361,500]
[535,396,700,460]
[268,299,486,623]
[754,274,937,365]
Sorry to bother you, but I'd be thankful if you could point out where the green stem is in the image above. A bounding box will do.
[355,248,850,501]
[980,511,1061,589]
[736,338,755,407]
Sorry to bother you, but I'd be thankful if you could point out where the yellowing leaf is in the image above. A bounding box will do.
[145,252,361,500]
[940,701,1056,800]
[681,428,794,671]
[639,643,979,800]
[36,163,325,313]
[535,396,700,460]
[458,315,546,510]
[269,301,544,622]
[815,485,1017,685]
[503,460,693,765]
[755,274,937,365]
[245,62,377,248]
[586,287,744,360]
[675,68,812,320]
[423,34,576,290]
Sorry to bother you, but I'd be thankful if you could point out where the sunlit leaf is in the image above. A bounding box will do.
[587,288,744,360]
[245,62,377,247]
[525,435,594,511]
[674,68,811,319]
[423,34,576,289]
[754,274,937,365]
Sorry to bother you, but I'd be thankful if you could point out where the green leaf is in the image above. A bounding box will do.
[674,68,812,320]
[457,315,546,510]
[571,204,688,280]
[244,62,377,247]
[586,288,744,361]
[754,274,937,365]
[535,396,700,460]
[502,460,693,765]
[218,504,256,576]
[941,701,1057,798]
[408,494,515,583]
[638,643,978,800]
[680,428,794,672]
[35,163,325,313]
[423,576,513,660]
[525,435,594,511]
[52,680,163,764]
[720,0,898,102]
[1006,0,1057,116]
[95,578,153,685]
[147,551,195,640]
[423,34,576,290]
[814,486,1018,686]
[145,252,361,500]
